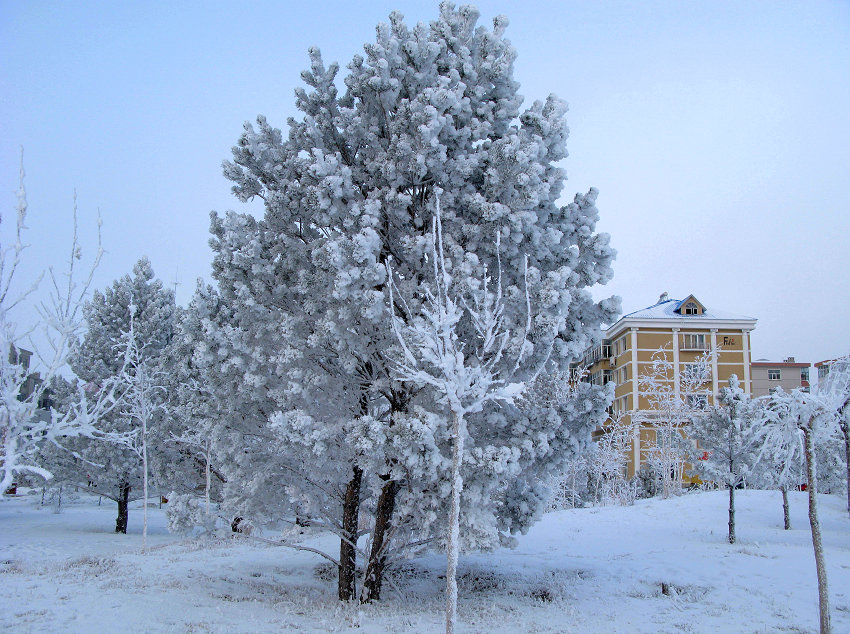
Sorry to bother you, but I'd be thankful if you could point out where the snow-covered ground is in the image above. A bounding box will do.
[1,488,848,633]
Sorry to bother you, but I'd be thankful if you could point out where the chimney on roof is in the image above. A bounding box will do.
[784,356,795,363]
[658,292,668,304]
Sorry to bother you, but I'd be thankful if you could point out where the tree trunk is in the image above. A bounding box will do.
[781,486,791,530]
[843,427,850,520]
[727,484,736,544]
[115,480,130,534]
[361,478,399,602]
[338,465,363,601]
[446,409,465,634]
[205,442,211,517]
[804,428,831,634]
[142,425,148,553]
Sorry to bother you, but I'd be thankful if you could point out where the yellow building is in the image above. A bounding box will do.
[577,293,757,478]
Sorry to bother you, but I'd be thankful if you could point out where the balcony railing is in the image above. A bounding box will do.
[680,335,708,351]
[584,343,611,366]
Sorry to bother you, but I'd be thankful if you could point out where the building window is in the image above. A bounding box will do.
[612,336,627,357]
[768,369,781,380]
[801,368,809,382]
[590,369,613,386]
[686,394,709,409]
[683,363,709,383]
[682,333,707,350]
[684,302,699,315]
[613,395,630,413]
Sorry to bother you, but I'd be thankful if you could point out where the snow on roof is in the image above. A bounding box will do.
[751,361,810,368]
[620,297,756,322]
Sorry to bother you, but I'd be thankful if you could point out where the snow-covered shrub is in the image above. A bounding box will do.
[547,456,589,510]
[586,414,637,506]
[165,492,217,535]
[636,463,663,499]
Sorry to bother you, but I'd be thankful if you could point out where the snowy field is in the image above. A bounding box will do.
[1,489,848,633]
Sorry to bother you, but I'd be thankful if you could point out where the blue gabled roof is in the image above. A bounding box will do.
[620,295,755,321]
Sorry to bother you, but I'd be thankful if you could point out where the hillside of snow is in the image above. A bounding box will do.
[1,488,848,632]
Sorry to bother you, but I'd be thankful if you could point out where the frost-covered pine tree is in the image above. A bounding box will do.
[748,398,804,530]
[67,258,175,533]
[687,375,760,544]
[155,282,227,515]
[215,2,617,600]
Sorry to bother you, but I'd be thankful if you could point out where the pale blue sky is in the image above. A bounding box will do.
[2,1,848,363]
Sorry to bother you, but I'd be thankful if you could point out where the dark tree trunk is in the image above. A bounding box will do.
[338,465,363,601]
[782,487,791,530]
[115,480,130,534]
[843,427,850,520]
[727,484,736,544]
[361,478,400,602]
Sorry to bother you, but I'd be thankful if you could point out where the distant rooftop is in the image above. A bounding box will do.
[751,360,810,368]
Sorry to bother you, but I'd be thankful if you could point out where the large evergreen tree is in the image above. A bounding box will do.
[210,2,618,600]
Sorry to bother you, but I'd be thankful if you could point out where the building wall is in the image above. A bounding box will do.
[582,320,754,480]
[750,363,810,397]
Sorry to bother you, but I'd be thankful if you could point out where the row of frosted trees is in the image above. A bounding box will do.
[564,348,849,634]
[689,368,849,634]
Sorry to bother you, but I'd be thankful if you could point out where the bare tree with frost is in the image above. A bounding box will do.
[112,306,167,552]
[1,158,116,494]
[635,346,714,498]
[387,203,538,633]
[586,411,637,506]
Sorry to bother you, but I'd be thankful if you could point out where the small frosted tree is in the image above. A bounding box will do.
[748,406,804,531]
[687,375,760,543]
[156,284,228,517]
[67,258,175,533]
[387,206,536,634]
